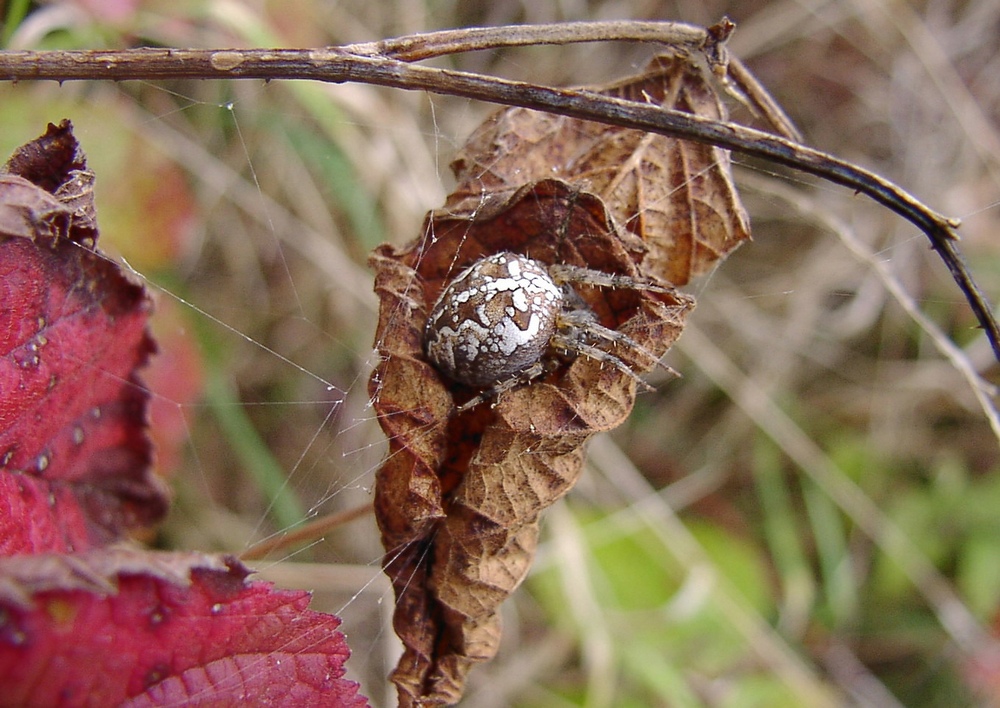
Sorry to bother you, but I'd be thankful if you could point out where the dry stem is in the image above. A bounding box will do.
[1,20,996,360]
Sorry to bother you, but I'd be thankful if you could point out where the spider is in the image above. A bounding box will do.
[423,251,674,413]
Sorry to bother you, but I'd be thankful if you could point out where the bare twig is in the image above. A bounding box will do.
[724,56,804,142]
[347,20,709,61]
[1,21,996,360]
[739,171,1000,435]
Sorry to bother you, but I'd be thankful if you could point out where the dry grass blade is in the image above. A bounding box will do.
[240,503,373,561]
[739,171,1000,438]
[677,323,993,654]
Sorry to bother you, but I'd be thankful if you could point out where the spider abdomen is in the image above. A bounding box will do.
[424,252,563,387]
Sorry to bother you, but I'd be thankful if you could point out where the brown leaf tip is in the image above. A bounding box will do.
[4,120,86,194]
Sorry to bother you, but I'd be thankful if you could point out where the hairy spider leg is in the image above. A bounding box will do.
[453,308,672,415]
[553,309,667,390]
[453,359,555,414]
[548,262,674,294]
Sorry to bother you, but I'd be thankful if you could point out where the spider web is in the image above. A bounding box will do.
[3,8,1000,704]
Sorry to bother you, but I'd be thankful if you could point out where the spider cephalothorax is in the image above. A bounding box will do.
[423,251,672,411]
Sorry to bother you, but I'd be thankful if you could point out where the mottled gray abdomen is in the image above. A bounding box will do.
[424,252,563,387]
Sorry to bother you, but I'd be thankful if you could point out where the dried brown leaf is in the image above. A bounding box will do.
[450,53,751,285]
[370,178,693,706]
[366,46,762,707]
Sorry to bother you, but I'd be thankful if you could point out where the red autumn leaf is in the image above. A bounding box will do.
[0,548,369,707]
[0,122,368,707]
[0,121,169,555]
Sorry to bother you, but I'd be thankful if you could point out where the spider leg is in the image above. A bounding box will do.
[548,263,673,294]
[555,310,674,376]
[550,333,656,392]
[453,360,551,415]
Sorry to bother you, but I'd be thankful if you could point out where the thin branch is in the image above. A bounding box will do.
[739,170,1000,436]
[1,23,996,360]
[346,19,709,61]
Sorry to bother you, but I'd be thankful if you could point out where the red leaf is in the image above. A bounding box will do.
[0,548,369,707]
[0,122,169,555]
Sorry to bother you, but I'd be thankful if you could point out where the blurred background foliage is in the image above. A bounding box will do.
[2,0,999,705]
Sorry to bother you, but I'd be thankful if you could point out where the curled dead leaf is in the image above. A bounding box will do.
[367,38,765,704]
[450,53,751,285]
[370,179,693,706]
